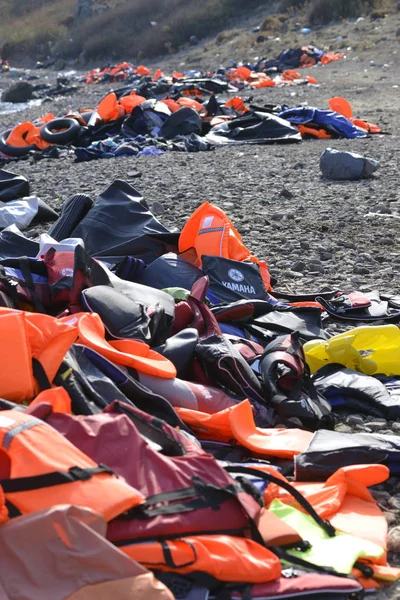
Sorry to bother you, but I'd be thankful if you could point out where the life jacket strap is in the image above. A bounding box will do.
[0,464,114,493]
[32,358,52,390]
[224,465,336,538]
[127,477,241,518]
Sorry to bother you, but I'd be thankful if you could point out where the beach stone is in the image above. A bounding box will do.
[1,81,33,103]
[388,526,400,553]
[367,419,388,431]
[346,415,364,427]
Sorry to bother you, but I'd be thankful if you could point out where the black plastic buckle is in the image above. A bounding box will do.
[69,466,93,481]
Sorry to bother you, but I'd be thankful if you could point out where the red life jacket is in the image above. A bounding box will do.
[28,400,262,543]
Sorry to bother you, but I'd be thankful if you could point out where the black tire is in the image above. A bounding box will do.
[40,118,81,144]
[0,129,38,157]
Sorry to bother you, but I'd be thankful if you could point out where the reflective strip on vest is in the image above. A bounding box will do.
[3,418,42,451]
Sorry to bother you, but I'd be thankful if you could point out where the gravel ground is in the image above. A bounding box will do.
[0,15,400,597]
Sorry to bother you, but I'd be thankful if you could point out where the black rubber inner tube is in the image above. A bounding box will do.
[40,117,81,144]
[0,129,38,157]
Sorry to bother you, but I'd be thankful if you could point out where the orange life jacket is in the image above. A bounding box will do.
[265,464,389,551]
[119,94,147,114]
[175,399,313,458]
[235,66,252,80]
[298,124,332,139]
[153,69,164,81]
[179,201,271,290]
[29,386,73,414]
[177,97,206,115]
[97,92,126,122]
[122,535,281,583]
[0,308,78,402]
[351,118,382,134]
[224,97,250,114]
[321,52,345,64]
[160,98,181,113]
[249,75,275,88]
[0,409,143,520]
[282,70,301,81]
[7,122,51,151]
[62,312,177,379]
[135,65,151,76]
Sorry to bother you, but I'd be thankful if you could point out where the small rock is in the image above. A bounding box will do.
[280,188,294,200]
[342,241,356,249]
[308,264,324,273]
[367,419,388,431]
[388,497,400,510]
[379,238,395,246]
[396,27,400,37]
[284,270,304,278]
[391,422,400,433]
[1,81,33,103]
[300,241,310,250]
[291,261,306,272]
[270,213,284,221]
[354,266,371,275]
[372,490,390,504]
[53,58,66,71]
[383,510,399,526]
[357,252,376,264]
[355,424,373,433]
[335,424,353,433]
[388,526,400,553]
[373,203,392,214]
[346,414,364,427]
[127,170,142,178]
[151,201,165,215]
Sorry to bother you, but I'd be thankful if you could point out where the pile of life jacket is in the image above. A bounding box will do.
[0,174,399,598]
[0,88,382,164]
[255,45,344,72]
[80,47,344,85]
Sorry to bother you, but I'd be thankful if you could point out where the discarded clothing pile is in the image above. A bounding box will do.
[0,175,400,598]
[0,92,381,164]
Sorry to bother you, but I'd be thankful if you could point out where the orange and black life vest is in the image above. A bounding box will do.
[0,409,143,520]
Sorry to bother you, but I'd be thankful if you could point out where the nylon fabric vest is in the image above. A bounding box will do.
[178,201,271,290]
[175,399,313,458]
[28,400,262,542]
[0,409,143,520]
[121,535,281,583]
